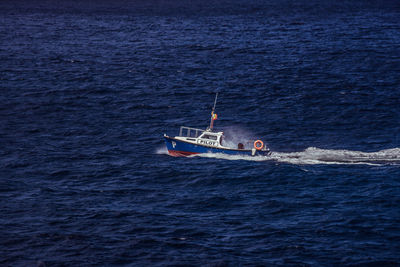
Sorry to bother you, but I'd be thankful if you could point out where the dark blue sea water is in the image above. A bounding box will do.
[1,0,400,266]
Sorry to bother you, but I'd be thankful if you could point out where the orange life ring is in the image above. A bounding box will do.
[254,140,263,150]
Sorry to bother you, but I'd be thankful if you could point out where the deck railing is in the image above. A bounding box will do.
[179,126,205,138]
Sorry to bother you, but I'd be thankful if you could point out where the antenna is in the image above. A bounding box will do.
[212,92,218,114]
[208,92,218,131]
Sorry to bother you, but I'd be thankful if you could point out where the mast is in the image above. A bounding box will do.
[208,92,218,131]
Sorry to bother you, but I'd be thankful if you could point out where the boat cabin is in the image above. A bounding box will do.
[176,126,224,147]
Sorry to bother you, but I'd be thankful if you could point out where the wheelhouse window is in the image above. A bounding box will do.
[201,134,218,140]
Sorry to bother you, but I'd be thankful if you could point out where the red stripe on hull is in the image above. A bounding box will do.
[168,150,200,157]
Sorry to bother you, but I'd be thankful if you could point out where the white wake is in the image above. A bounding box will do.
[194,147,400,166]
[156,146,169,155]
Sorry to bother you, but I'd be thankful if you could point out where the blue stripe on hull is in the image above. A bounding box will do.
[164,136,269,157]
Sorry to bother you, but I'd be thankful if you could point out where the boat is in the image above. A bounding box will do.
[163,93,271,157]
